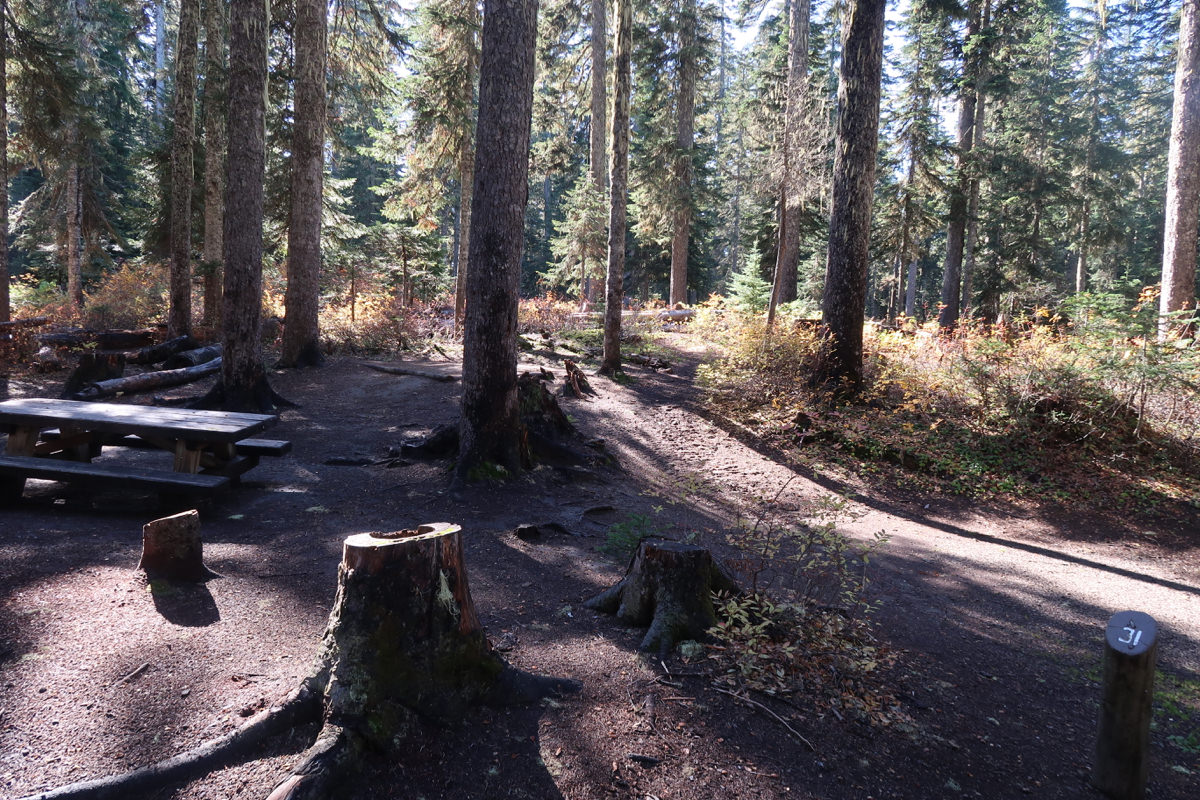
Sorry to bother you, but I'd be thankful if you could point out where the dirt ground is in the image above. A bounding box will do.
[1,335,1198,800]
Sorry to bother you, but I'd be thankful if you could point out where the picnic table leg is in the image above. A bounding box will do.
[1,427,36,502]
[59,423,98,461]
[174,440,203,473]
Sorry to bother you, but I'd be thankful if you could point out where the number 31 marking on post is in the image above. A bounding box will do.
[1118,626,1142,648]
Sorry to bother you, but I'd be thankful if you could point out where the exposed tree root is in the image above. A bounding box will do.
[16,677,324,800]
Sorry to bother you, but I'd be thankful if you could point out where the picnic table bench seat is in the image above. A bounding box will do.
[39,429,292,458]
[0,454,229,503]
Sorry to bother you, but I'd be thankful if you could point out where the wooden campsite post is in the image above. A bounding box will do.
[1093,610,1158,800]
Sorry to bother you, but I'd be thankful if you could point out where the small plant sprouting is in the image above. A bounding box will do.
[601,513,657,559]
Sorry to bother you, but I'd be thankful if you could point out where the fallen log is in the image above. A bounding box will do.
[123,335,198,365]
[36,329,157,350]
[363,362,458,382]
[586,539,738,655]
[0,316,49,331]
[626,353,672,370]
[71,358,221,401]
[655,308,695,322]
[163,344,222,369]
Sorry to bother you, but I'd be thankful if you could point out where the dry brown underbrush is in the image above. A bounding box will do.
[694,309,1200,510]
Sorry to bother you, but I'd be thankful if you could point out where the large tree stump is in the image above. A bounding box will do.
[268,523,507,799]
[138,510,212,582]
[586,539,738,655]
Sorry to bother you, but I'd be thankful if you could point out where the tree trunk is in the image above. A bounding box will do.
[66,161,84,308]
[168,0,200,339]
[155,1,167,115]
[818,0,886,392]
[456,0,540,482]
[904,258,919,319]
[938,0,984,332]
[1075,207,1090,295]
[585,539,738,655]
[1160,0,1200,338]
[601,0,631,376]
[217,0,272,411]
[769,0,811,320]
[960,0,990,319]
[589,0,607,192]
[668,0,696,307]
[278,0,328,368]
[202,0,228,331]
[0,13,8,324]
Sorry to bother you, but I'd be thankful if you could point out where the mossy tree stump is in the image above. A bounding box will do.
[268,523,505,800]
[586,539,738,655]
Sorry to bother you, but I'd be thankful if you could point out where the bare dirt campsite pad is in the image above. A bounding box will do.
[1,341,1198,800]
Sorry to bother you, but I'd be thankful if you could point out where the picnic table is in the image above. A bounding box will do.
[0,397,290,503]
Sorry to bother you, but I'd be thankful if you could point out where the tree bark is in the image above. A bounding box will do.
[585,539,738,655]
[217,0,273,411]
[168,0,201,339]
[668,0,696,307]
[454,137,475,327]
[1160,0,1200,338]
[769,0,811,321]
[66,161,84,308]
[601,0,631,376]
[456,0,540,482]
[155,1,167,115]
[278,0,328,368]
[818,0,886,392]
[0,12,8,324]
[202,0,228,331]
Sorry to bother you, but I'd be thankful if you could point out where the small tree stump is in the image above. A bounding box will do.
[138,510,212,581]
[62,351,126,398]
[586,539,738,655]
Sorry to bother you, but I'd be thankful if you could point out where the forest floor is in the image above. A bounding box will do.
[0,331,1198,800]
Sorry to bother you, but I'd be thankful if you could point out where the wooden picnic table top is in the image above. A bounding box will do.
[0,398,278,444]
